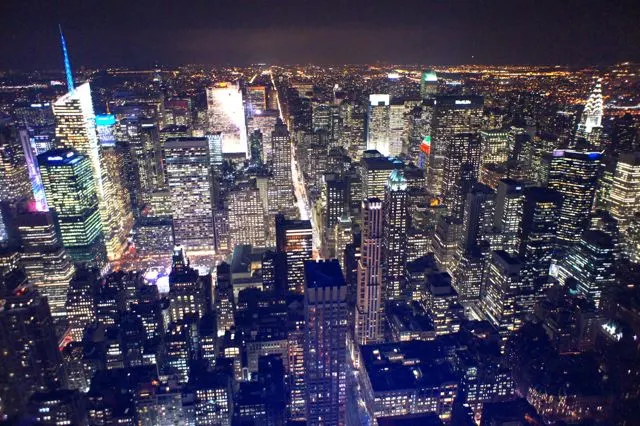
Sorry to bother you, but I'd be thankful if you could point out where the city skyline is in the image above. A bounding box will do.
[0,5,639,425]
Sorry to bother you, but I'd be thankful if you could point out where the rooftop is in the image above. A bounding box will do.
[360,339,458,392]
[304,259,345,289]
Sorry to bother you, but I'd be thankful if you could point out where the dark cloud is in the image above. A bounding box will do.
[0,0,639,69]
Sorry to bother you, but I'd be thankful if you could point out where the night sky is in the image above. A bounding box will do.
[1,0,639,69]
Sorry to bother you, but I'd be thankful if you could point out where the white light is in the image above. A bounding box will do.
[156,276,170,294]
[369,94,390,106]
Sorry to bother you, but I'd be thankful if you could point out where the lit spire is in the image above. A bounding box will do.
[58,25,74,92]
[580,78,603,134]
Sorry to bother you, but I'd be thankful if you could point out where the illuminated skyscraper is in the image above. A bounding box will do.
[304,259,347,426]
[206,82,247,156]
[479,130,509,166]
[321,173,349,253]
[428,96,483,200]
[356,198,384,345]
[271,119,294,216]
[388,102,406,157]
[548,149,601,245]
[419,70,438,99]
[576,79,604,144]
[442,132,481,220]
[493,179,524,255]
[607,152,640,231]
[15,211,76,319]
[164,137,215,252]
[102,146,134,259]
[53,82,125,260]
[38,149,105,266]
[366,94,404,157]
[276,215,313,294]
[383,169,409,299]
[361,151,398,200]
[556,230,616,310]
[519,188,562,302]
[0,126,31,203]
[228,180,266,249]
[461,183,496,252]
[53,82,100,180]
[366,94,391,156]
[480,250,523,350]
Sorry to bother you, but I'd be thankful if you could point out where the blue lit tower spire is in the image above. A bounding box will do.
[58,25,74,92]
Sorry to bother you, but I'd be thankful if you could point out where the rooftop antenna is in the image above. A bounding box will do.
[59,24,74,92]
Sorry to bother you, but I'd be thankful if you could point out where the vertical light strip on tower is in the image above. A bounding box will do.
[59,25,74,92]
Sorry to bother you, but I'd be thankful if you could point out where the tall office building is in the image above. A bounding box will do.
[419,70,438,99]
[206,82,247,156]
[479,130,509,166]
[276,215,313,294]
[304,260,347,426]
[556,230,616,310]
[519,187,562,298]
[15,211,76,319]
[38,149,105,266]
[480,250,523,350]
[367,94,391,156]
[271,119,294,216]
[441,132,481,220]
[53,83,127,260]
[462,183,496,252]
[0,126,31,203]
[228,180,267,249]
[548,149,601,245]
[356,198,384,345]
[428,95,483,200]
[493,179,524,255]
[608,152,640,231]
[388,102,406,157]
[52,83,98,164]
[101,146,134,259]
[432,215,463,275]
[383,169,409,299]
[164,137,215,252]
[322,173,349,253]
[361,151,399,200]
